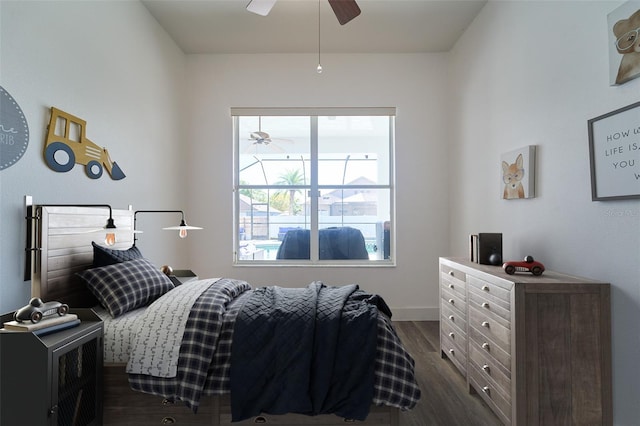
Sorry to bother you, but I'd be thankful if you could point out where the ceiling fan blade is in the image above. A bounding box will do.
[246,0,277,17]
[328,0,361,25]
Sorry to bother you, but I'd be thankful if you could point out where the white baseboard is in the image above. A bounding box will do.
[390,307,439,321]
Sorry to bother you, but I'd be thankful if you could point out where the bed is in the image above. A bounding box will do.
[27,205,420,425]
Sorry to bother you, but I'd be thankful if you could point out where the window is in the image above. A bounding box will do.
[233,107,395,265]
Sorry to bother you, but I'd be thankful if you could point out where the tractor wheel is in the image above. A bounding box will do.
[44,142,75,172]
[86,160,103,179]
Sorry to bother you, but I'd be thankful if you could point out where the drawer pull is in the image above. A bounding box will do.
[481,321,490,328]
[481,302,489,308]
[448,283,454,289]
[161,398,175,406]
[449,315,455,321]
[482,386,490,395]
[449,332,455,338]
[482,342,490,350]
[254,416,267,424]
[449,271,454,276]
[449,348,455,355]
[448,298,455,304]
[481,285,489,291]
[482,364,490,373]
[161,418,176,425]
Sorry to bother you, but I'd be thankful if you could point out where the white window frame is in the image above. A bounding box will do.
[232,107,396,266]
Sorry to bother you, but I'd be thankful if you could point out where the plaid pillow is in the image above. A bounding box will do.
[92,241,144,267]
[78,258,174,317]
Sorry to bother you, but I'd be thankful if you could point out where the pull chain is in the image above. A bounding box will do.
[317,0,323,73]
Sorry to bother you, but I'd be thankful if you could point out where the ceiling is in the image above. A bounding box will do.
[141,0,487,54]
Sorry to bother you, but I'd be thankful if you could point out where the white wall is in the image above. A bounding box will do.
[184,53,451,319]
[449,2,640,424]
[0,0,188,312]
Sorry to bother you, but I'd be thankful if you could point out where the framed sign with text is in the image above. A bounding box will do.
[588,101,640,201]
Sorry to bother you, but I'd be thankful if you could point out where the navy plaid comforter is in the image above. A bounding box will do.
[128,278,421,415]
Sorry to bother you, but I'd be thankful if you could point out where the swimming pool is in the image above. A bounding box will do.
[249,239,379,260]
[254,241,282,260]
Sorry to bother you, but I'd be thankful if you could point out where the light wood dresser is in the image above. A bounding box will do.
[439,257,612,426]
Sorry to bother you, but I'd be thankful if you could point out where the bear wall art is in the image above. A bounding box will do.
[608,2,640,85]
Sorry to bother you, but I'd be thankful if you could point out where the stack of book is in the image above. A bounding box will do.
[2,314,80,336]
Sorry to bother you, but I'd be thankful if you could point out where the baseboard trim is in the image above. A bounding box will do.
[390,307,439,321]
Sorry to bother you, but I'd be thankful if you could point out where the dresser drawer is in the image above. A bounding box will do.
[103,396,214,425]
[468,343,511,396]
[441,303,467,330]
[441,286,466,317]
[469,326,511,371]
[441,273,466,300]
[219,403,395,425]
[468,287,511,324]
[103,372,214,426]
[467,276,511,306]
[469,306,511,351]
[441,264,466,283]
[468,292,511,334]
[441,333,467,375]
[440,314,467,344]
[469,365,512,425]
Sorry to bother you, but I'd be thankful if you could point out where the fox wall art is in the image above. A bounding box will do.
[501,146,536,199]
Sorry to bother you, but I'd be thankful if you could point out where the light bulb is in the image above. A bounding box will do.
[317,64,323,74]
[105,232,116,246]
[179,228,188,239]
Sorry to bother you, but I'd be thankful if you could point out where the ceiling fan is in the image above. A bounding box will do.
[246,0,361,25]
[245,131,287,153]
[245,123,293,153]
[249,131,274,146]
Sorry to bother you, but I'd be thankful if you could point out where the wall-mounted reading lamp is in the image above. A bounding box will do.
[24,196,119,280]
[26,203,117,244]
[133,210,202,246]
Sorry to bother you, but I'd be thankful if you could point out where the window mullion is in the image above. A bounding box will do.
[233,116,240,261]
[310,116,319,261]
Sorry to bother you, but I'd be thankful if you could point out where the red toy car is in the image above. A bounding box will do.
[502,256,545,276]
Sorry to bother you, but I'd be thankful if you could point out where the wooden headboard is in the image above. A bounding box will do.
[28,205,134,307]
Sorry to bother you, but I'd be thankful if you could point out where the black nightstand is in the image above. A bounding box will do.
[0,308,103,426]
[168,269,198,286]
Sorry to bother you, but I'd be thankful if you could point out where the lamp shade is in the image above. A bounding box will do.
[134,210,203,243]
[163,220,203,239]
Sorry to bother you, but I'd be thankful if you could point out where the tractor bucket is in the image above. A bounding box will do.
[109,162,126,180]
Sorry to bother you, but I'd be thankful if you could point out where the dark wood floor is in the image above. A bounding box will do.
[393,321,502,426]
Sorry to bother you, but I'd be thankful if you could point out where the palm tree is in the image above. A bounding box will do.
[275,169,305,215]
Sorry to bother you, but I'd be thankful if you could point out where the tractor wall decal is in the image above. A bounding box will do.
[44,107,125,180]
